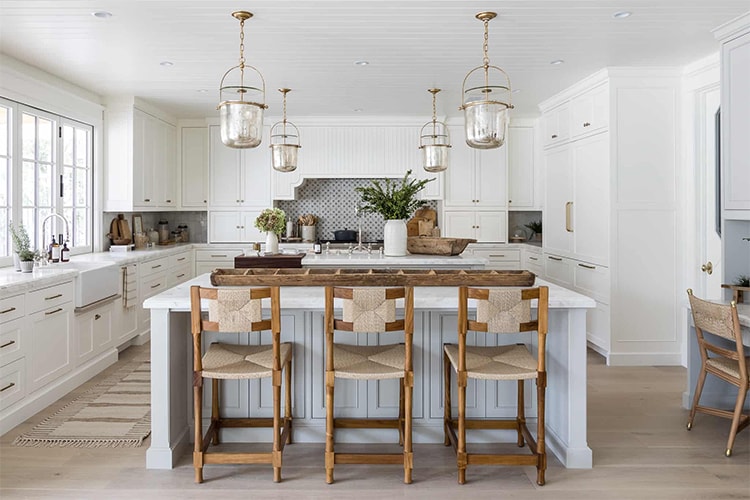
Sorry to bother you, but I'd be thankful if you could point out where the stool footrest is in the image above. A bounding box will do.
[334,418,400,429]
[334,453,405,465]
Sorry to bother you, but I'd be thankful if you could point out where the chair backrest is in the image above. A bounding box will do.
[189,286,280,372]
[326,286,410,333]
[687,289,745,371]
[462,286,548,336]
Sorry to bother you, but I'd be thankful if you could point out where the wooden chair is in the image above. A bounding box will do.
[444,286,549,485]
[324,286,414,484]
[686,289,749,456]
[189,286,293,483]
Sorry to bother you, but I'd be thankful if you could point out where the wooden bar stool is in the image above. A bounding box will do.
[444,286,549,485]
[324,286,414,484]
[189,285,293,483]
[686,289,749,456]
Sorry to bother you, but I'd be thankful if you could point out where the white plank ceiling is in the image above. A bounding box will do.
[0,0,748,119]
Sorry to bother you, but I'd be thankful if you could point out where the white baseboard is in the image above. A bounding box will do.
[607,352,683,366]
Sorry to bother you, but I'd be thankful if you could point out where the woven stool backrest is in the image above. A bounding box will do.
[194,287,273,333]
[331,287,405,333]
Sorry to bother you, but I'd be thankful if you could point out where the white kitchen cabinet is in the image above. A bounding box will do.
[28,281,74,392]
[443,210,506,243]
[208,125,271,209]
[113,264,138,344]
[195,248,245,275]
[469,245,520,270]
[521,245,544,276]
[0,294,26,410]
[181,126,208,208]
[76,302,114,365]
[539,68,681,364]
[209,210,264,244]
[138,257,169,336]
[444,129,507,209]
[105,100,178,211]
[507,125,536,209]
[167,250,194,287]
[542,103,570,148]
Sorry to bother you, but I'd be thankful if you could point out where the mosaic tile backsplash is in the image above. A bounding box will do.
[277,178,438,242]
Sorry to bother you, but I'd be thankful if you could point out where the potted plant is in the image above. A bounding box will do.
[9,221,35,272]
[355,170,433,256]
[525,220,543,242]
[255,208,286,254]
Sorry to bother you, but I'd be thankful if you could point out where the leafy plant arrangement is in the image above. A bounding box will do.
[255,208,286,235]
[734,275,750,287]
[525,220,543,235]
[9,221,35,261]
[355,170,433,220]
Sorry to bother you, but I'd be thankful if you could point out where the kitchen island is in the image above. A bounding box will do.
[301,252,487,269]
[144,273,596,470]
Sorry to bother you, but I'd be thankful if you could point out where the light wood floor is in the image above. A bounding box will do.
[1,343,748,499]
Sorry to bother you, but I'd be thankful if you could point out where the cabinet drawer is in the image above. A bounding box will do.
[195,248,243,261]
[142,256,169,274]
[0,317,25,365]
[472,248,520,262]
[141,273,168,299]
[168,252,193,268]
[0,294,24,324]
[0,357,26,411]
[574,261,610,304]
[168,264,192,287]
[544,254,573,287]
[27,281,74,314]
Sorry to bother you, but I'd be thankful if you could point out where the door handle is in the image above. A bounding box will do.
[565,202,573,232]
[701,261,713,275]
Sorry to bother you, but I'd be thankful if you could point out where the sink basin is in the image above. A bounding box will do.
[40,261,120,308]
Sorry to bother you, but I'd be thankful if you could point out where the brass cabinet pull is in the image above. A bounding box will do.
[94,314,101,320]
[45,307,63,316]
[45,294,63,300]
[701,261,713,275]
[211,254,227,258]
[151,264,162,269]
[176,273,185,278]
[565,202,573,232]
[583,122,591,127]
[578,263,596,270]
[489,255,506,258]
[548,256,563,261]
[1,340,16,349]
[0,382,15,393]
[166,199,172,203]
[177,257,186,261]
[551,134,558,139]
[529,256,539,261]
[236,199,240,203]
[150,283,162,289]
[144,198,150,202]
[0,307,16,314]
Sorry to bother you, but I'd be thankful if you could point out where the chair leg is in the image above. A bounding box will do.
[687,365,708,430]
[285,357,293,445]
[399,379,405,446]
[725,382,748,457]
[193,382,204,484]
[404,374,413,484]
[443,349,452,446]
[517,379,526,447]
[457,373,467,485]
[211,379,220,445]
[273,374,282,483]
[536,375,547,486]
[325,374,335,484]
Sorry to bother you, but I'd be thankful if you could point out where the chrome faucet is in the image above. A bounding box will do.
[40,213,71,264]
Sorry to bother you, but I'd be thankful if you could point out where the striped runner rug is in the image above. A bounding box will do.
[13,356,151,448]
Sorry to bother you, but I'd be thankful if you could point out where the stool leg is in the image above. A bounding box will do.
[399,379,405,446]
[325,373,335,484]
[273,372,282,483]
[285,356,293,445]
[193,380,204,484]
[211,379,220,445]
[457,373,467,485]
[537,372,547,486]
[443,349,452,446]
[404,375,413,484]
[725,382,748,457]
[517,379,526,447]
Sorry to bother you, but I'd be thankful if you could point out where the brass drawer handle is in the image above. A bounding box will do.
[166,199,172,203]
[45,307,63,316]
[529,256,539,261]
[45,294,63,300]
[144,198,150,202]
[177,257,186,261]
[578,263,596,270]
[176,273,185,278]
[0,307,16,314]
[150,283,162,289]
[0,382,15,393]
[151,264,162,269]
[565,202,573,232]
[548,256,563,261]
[1,340,16,349]
[211,254,227,258]
[489,255,506,258]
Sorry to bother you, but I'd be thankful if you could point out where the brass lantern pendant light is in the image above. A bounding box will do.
[460,12,513,149]
[270,88,301,172]
[419,88,451,172]
[217,11,267,149]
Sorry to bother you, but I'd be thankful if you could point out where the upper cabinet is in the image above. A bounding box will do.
[542,103,570,148]
[208,125,271,209]
[570,83,609,139]
[105,99,178,212]
[507,124,538,210]
[181,126,208,208]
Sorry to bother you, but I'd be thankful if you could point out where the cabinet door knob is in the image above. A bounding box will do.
[583,122,591,127]
[551,134,558,139]
[94,314,101,320]
[236,199,240,203]
[166,199,172,203]
[701,261,713,275]
[144,198,150,202]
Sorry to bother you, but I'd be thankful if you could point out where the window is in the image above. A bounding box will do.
[1,97,93,266]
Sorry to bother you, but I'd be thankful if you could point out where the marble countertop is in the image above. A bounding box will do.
[301,252,487,268]
[143,273,596,311]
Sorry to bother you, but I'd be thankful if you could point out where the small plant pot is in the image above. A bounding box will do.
[19,260,34,273]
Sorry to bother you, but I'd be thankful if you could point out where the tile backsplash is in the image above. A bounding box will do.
[277,178,438,242]
[102,211,207,248]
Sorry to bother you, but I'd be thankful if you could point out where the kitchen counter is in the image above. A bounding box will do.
[301,252,487,269]
[144,273,595,471]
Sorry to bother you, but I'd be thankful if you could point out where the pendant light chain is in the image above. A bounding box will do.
[431,90,438,135]
[238,16,246,92]
[483,18,490,94]
[282,89,288,136]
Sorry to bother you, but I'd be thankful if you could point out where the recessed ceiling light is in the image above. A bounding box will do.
[91,11,112,19]
[354,60,369,66]
[612,11,632,19]
[159,61,174,67]
[550,59,565,65]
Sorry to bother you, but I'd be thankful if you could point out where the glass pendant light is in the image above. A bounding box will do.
[419,88,451,172]
[270,88,301,172]
[217,11,267,148]
[460,12,513,149]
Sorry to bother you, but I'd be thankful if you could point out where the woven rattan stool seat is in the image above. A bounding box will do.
[202,342,293,380]
[333,344,405,380]
[443,344,537,381]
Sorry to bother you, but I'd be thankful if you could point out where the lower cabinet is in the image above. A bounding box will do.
[114,264,139,344]
[138,257,169,336]
[522,246,544,276]
[442,210,507,242]
[469,245,520,270]
[195,248,244,275]
[28,287,74,392]
[76,302,114,364]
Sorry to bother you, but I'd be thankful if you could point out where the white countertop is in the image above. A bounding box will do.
[301,252,487,268]
[143,273,596,311]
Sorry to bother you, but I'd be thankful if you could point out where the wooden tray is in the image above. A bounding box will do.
[407,236,476,256]
[234,254,304,269]
[211,268,535,287]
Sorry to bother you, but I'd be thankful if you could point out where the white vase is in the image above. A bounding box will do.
[265,232,279,254]
[301,225,316,242]
[383,219,408,257]
[13,252,21,272]
[19,260,34,273]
